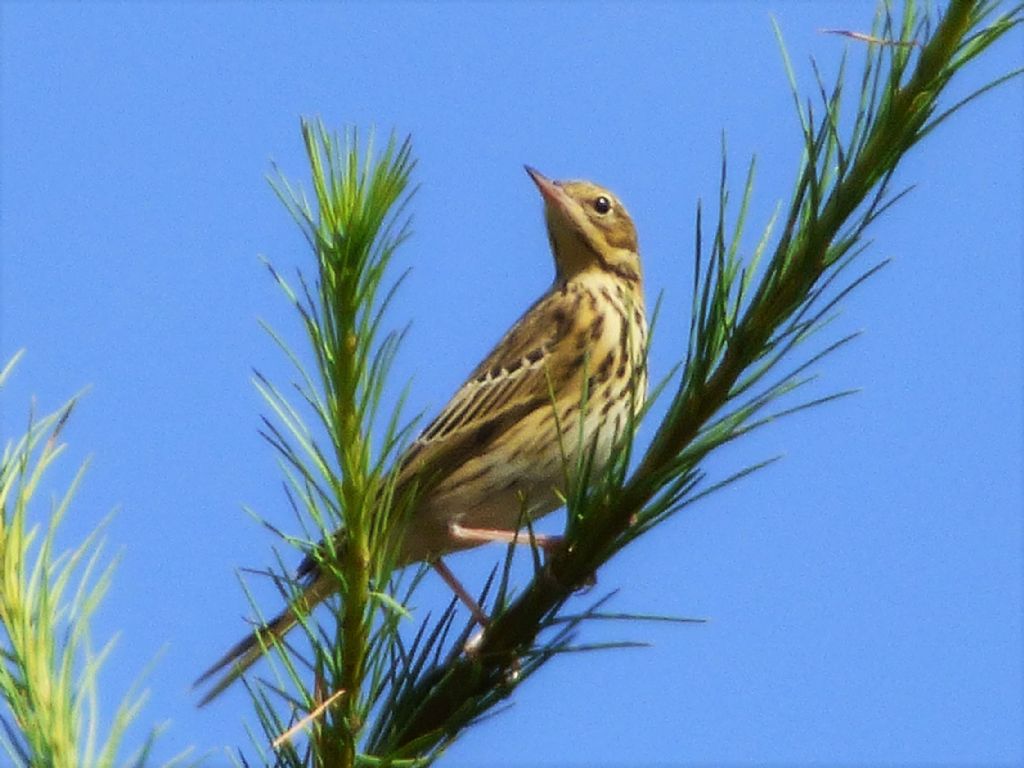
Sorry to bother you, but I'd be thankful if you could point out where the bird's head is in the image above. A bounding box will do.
[525,165,641,286]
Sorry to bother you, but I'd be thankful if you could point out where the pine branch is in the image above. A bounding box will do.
[240,122,419,766]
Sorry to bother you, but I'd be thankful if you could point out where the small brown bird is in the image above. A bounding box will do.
[196,166,647,703]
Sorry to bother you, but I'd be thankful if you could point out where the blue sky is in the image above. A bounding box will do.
[1,2,1021,765]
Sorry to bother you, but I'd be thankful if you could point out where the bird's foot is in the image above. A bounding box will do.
[449,523,598,591]
[449,522,563,558]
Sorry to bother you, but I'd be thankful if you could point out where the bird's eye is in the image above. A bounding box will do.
[593,196,612,214]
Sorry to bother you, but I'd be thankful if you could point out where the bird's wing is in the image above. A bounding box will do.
[397,285,585,487]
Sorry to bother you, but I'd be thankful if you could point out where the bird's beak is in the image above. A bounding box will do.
[524,165,566,208]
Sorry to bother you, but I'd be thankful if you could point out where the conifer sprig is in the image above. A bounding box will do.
[0,353,172,767]
[244,121,419,765]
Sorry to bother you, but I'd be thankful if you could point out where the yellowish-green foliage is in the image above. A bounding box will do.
[0,351,166,767]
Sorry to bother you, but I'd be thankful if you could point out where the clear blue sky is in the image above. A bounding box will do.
[2,2,1021,765]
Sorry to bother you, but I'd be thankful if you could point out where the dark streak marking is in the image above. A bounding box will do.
[469,419,500,450]
[491,359,514,378]
[459,464,494,486]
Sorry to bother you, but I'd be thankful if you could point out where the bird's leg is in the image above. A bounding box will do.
[449,522,564,558]
[431,558,490,628]
[451,523,598,592]
[438,528,552,674]
[432,558,500,660]
[433,556,516,676]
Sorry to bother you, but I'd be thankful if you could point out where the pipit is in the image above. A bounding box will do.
[196,166,647,704]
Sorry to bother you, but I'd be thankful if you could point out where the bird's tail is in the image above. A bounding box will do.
[194,573,335,706]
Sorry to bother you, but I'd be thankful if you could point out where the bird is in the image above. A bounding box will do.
[195,166,648,704]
